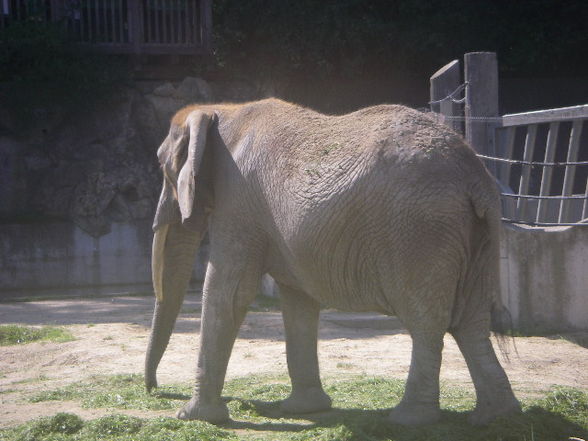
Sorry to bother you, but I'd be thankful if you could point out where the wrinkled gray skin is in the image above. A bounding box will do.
[145,98,521,426]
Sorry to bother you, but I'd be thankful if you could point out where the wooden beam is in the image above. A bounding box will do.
[502,104,588,127]
[516,124,538,221]
[536,122,560,223]
[559,120,584,222]
[430,59,462,134]
[464,52,499,158]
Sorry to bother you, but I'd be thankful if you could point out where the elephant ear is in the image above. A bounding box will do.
[176,110,215,224]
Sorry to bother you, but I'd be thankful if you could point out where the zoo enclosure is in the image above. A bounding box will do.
[430,52,588,227]
[0,0,212,55]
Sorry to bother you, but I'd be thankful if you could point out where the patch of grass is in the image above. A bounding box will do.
[24,374,588,441]
[31,374,190,411]
[336,362,355,370]
[0,325,74,346]
[9,413,83,441]
[250,294,281,312]
[86,414,143,437]
[0,413,234,441]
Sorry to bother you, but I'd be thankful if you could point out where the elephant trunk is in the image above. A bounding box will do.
[145,223,202,392]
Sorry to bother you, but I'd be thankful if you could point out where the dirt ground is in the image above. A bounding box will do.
[1,295,587,428]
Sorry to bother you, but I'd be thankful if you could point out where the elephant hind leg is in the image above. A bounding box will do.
[451,326,521,425]
[388,330,444,425]
[279,284,332,414]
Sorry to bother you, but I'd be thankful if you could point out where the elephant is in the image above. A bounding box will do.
[145,98,521,426]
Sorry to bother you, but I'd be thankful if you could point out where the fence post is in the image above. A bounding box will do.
[464,52,499,176]
[430,59,462,134]
[200,0,213,52]
[128,2,142,55]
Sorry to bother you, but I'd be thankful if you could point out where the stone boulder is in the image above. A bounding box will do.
[145,77,215,128]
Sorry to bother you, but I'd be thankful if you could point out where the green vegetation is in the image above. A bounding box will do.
[213,0,588,80]
[250,293,281,312]
[0,325,75,346]
[21,374,588,441]
[30,374,189,411]
[1,413,235,441]
[0,18,129,129]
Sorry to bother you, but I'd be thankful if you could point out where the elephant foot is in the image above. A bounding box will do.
[280,387,332,414]
[469,397,521,426]
[177,398,229,424]
[145,375,157,393]
[388,401,441,426]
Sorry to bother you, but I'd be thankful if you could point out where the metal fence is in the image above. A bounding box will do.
[0,0,211,55]
[430,53,588,227]
[482,106,588,226]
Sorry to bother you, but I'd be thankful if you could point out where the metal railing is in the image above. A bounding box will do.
[482,105,588,227]
[0,0,212,55]
[429,58,588,227]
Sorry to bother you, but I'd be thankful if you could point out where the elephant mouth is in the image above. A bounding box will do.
[152,224,170,303]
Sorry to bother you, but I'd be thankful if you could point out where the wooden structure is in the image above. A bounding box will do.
[430,52,588,227]
[0,0,212,55]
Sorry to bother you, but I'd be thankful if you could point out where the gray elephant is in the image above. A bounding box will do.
[145,98,521,425]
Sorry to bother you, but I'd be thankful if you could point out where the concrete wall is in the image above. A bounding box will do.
[2,221,587,332]
[0,221,208,299]
[500,224,588,332]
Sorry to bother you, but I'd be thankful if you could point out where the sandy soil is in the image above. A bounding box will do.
[1,295,587,428]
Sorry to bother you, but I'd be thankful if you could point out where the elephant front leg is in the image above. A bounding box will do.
[279,284,332,414]
[389,332,444,425]
[177,263,258,423]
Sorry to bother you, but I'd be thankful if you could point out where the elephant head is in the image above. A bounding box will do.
[145,110,216,392]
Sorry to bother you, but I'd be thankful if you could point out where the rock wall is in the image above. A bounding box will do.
[0,77,259,238]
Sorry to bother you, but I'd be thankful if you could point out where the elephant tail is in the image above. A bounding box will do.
[451,178,514,357]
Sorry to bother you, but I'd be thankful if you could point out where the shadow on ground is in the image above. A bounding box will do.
[0,295,409,340]
[222,398,588,441]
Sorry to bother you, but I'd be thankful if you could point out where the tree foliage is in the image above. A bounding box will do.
[212,0,588,81]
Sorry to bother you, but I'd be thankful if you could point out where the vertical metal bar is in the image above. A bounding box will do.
[1,0,6,29]
[499,127,516,187]
[143,0,150,43]
[558,119,584,223]
[201,0,212,50]
[119,0,125,43]
[536,122,560,223]
[184,0,191,44]
[180,0,186,43]
[517,124,538,222]
[102,0,108,41]
[94,0,100,41]
[175,0,180,44]
[86,0,93,41]
[110,0,115,42]
[78,1,85,42]
[154,0,160,43]
[161,0,167,43]
[129,0,142,53]
[49,0,59,21]
[170,0,175,43]
[499,127,517,220]
[582,178,588,221]
[171,0,176,44]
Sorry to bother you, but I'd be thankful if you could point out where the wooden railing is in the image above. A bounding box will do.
[0,0,212,55]
[430,53,588,227]
[485,106,588,226]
